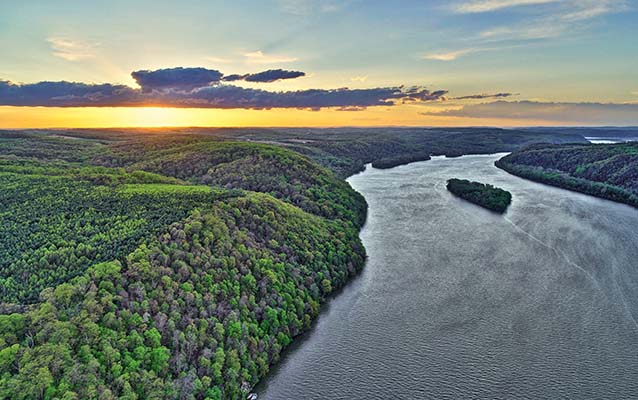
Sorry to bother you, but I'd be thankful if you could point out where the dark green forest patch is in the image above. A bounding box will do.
[496,142,638,207]
[446,178,512,213]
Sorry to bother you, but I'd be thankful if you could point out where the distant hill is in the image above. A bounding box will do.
[32,126,589,177]
[521,127,638,142]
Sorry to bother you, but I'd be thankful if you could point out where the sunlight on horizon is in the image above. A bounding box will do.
[0,105,566,129]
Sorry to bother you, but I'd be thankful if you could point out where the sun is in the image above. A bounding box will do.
[124,107,191,127]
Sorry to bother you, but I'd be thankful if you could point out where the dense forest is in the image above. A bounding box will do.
[446,179,512,213]
[62,127,587,177]
[0,132,365,399]
[0,128,587,399]
[371,152,431,169]
[218,127,588,177]
[496,142,638,208]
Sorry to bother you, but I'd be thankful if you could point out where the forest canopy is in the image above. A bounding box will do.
[496,142,638,208]
[446,178,512,213]
[0,132,366,399]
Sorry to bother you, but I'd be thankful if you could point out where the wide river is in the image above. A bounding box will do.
[257,154,638,399]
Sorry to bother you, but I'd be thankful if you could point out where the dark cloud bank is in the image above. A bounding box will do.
[0,67,447,110]
[422,100,638,125]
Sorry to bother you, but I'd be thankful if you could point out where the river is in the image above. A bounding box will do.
[256,153,638,399]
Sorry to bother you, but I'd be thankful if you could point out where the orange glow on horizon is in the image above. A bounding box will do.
[0,105,569,129]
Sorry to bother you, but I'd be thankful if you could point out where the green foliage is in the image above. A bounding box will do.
[0,164,233,304]
[123,141,367,227]
[496,142,638,207]
[118,183,212,195]
[446,178,512,213]
[0,132,367,399]
[371,153,431,169]
[0,194,364,399]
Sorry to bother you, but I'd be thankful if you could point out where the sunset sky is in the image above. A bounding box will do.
[1,0,637,128]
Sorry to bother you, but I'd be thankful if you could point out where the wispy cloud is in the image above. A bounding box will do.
[351,76,368,82]
[423,46,511,61]
[479,23,566,39]
[47,37,98,61]
[223,69,305,83]
[453,92,516,100]
[455,0,558,13]
[560,0,627,22]
[423,48,480,61]
[278,0,350,15]
[475,0,629,41]
[243,51,298,64]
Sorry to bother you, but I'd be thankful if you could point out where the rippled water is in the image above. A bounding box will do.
[257,154,638,399]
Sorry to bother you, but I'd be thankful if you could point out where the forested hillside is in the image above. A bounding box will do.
[0,160,233,305]
[496,142,638,207]
[0,132,365,399]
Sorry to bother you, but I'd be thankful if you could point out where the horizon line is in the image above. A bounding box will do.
[2,125,638,131]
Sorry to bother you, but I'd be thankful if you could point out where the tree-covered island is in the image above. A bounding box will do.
[446,178,512,213]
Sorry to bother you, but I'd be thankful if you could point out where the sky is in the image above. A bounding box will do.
[0,0,637,128]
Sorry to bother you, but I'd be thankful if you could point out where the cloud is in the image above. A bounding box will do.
[479,24,566,39]
[244,51,298,64]
[131,67,224,91]
[278,0,349,15]
[0,80,138,107]
[432,1,626,61]
[423,46,510,61]
[423,49,479,61]
[454,92,515,100]
[400,87,448,102]
[47,37,98,61]
[474,0,629,41]
[455,0,558,13]
[221,74,246,82]
[421,100,638,125]
[560,0,627,22]
[0,68,448,110]
[131,68,305,88]
[221,69,305,83]
[243,69,305,83]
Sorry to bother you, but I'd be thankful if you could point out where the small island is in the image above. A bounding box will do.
[446,178,512,213]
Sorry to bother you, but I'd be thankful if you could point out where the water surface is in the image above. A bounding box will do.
[257,154,638,399]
